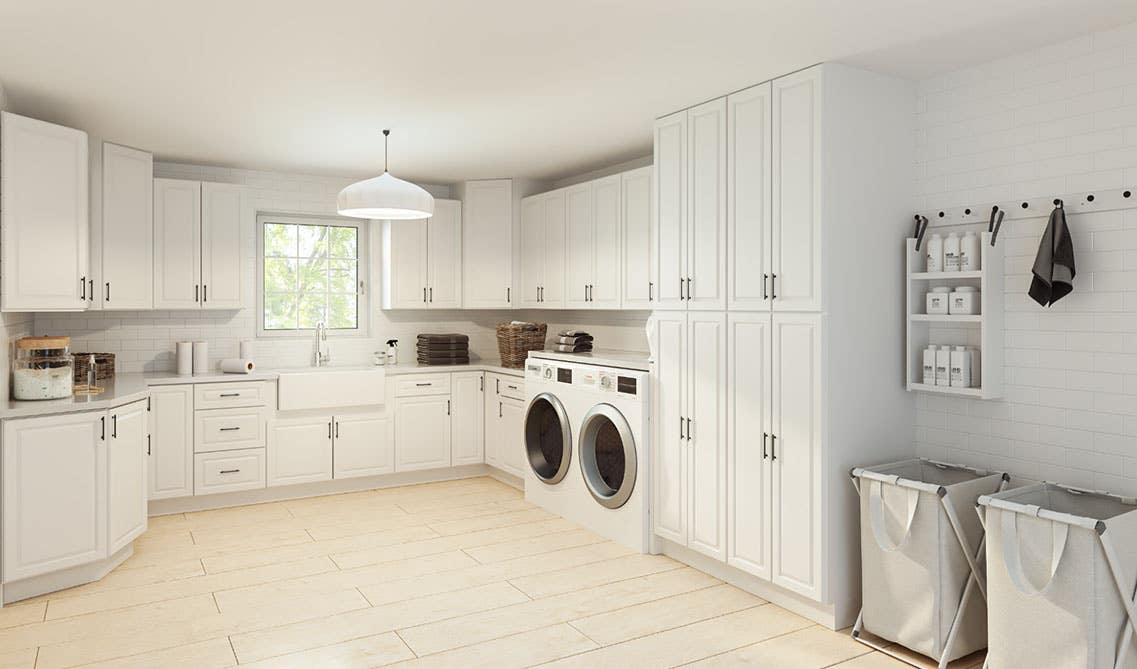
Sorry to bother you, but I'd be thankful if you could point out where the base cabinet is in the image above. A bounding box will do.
[394,395,452,471]
[484,373,525,478]
[498,397,526,477]
[450,372,485,466]
[268,416,333,486]
[108,400,149,555]
[333,412,394,479]
[148,384,194,500]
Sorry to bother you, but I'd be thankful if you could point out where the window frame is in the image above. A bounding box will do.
[255,212,370,339]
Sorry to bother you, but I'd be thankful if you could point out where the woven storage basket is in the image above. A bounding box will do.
[496,322,547,368]
[73,353,115,382]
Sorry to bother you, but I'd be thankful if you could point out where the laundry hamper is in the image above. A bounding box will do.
[979,484,1137,669]
[850,459,1008,668]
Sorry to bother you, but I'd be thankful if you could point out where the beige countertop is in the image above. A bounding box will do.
[0,374,151,420]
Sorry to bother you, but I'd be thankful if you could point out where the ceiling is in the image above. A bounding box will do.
[1,1,1134,184]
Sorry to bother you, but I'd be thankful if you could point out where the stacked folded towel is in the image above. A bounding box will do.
[417,333,470,365]
[553,330,593,353]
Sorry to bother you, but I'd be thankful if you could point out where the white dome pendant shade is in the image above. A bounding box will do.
[337,129,434,220]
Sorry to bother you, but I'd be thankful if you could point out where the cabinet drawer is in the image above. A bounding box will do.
[195,448,265,495]
[491,374,526,401]
[194,408,265,453]
[194,382,269,410]
[394,374,452,397]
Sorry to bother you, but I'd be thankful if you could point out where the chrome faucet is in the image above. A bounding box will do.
[314,321,330,367]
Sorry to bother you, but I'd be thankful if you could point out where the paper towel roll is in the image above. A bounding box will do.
[239,340,255,360]
[176,341,193,376]
[192,341,209,375]
[220,358,254,374]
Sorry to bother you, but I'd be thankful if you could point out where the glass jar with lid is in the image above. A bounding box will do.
[13,336,74,400]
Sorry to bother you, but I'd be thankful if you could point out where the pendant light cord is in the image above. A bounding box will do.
[382,129,390,173]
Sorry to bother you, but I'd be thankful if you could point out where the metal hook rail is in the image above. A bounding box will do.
[914,186,1137,230]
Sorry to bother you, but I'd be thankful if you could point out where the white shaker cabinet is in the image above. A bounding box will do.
[565,176,622,310]
[108,399,149,554]
[727,84,773,312]
[651,311,688,544]
[458,179,513,308]
[268,416,333,486]
[564,182,593,309]
[653,111,686,311]
[200,182,244,309]
[333,412,394,479]
[686,98,727,311]
[100,142,154,310]
[517,190,566,308]
[498,396,526,478]
[1,111,89,312]
[621,166,654,309]
[427,199,462,309]
[450,372,485,466]
[148,384,194,500]
[394,395,452,471]
[381,199,462,309]
[517,195,544,308]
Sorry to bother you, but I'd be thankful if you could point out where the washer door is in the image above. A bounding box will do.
[524,393,572,484]
[578,404,637,509]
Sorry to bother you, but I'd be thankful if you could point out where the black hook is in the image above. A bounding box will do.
[990,209,1005,247]
[1053,198,1064,208]
[913,215,929,251]
[988,205,1000,233]
[1124,190,1132,199]
[1086,194,1095,202]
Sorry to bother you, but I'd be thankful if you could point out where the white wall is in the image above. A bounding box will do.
[914,21,1137,493]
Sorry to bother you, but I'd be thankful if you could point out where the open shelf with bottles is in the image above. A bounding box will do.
[905,231,1003,400]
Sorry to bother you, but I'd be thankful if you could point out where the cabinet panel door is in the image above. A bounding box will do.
[621,166,654,309]
[334,412,394,479]
[153,178,202,309]
[686,312,727,560]
[395,396,451,471]
[267,416,333,486]
[591,174,622,309]
[771,313,823,600]
[461,179,513,308]
[483,386,501,468]
[3,411,106,581]
[726,313,772,579]
[516,196,544,308]
[772,68,822,312]
[383,219,428,309]
[148,384,194,500]
[653,111,687,310]
[499,397,526,478]
[428,199,462,309]
[109,400,148,554]
[652,311,687,544]
[450,372,485,466]
[101,142,153,310]
[564,182,593,309]
[727,84,773,311]
[541,190,567,308]
[687,98,727,311]
[200,182,244,309]
[1,111,89,312]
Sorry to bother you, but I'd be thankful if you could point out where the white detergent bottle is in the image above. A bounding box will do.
[923,345,937,385]
[960,231,980,271]
[926,234,944,272]
[950,346,972,388]
[943,232,961,272]
[935,346,952,386]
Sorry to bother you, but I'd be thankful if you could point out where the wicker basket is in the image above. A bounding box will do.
[496,322,547,368]
[73,353,115,382]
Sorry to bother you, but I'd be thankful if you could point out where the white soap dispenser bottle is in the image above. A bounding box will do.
[961,231,980,271]
[926,234,944,273]
[943,232,961,272]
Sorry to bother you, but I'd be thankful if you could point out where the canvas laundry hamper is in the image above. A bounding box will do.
[979,483,1137,669]
[851,459,1007,667]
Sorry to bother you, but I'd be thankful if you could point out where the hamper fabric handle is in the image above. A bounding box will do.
[869,479,920,552]
[1000,509,1069,596]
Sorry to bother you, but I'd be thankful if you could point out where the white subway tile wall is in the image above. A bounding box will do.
[915,22,1137,494]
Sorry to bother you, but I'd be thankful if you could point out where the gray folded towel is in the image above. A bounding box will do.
[1029,204,1076,307]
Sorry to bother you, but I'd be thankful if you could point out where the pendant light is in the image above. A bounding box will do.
[337,129,435,220]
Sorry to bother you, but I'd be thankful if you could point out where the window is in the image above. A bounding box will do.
[256,214,368,336]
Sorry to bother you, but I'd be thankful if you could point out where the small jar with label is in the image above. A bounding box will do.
[926,286,952,315]
[949,286,980,315]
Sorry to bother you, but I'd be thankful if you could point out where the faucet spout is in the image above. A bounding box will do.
[314,321,330,367]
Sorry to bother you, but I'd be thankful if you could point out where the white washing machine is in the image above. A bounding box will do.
[523,353,652,553]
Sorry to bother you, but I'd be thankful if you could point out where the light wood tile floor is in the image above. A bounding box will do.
[0,477,985,668]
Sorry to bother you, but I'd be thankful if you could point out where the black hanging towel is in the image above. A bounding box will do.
[1028,201,1076,307]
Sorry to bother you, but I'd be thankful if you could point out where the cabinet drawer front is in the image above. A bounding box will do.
[394,374,451,397]
[490,374,525,401]
[194,382,269,409]
[194,448,265,495]
[194,408,265,453]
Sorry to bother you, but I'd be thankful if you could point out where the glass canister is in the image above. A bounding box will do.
[13,336,75,400]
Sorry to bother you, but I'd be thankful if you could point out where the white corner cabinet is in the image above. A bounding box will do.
[98,142,154,310]
[153,178,245,310]
[454,179,513,308]
[381,199,462,309]
[1,111,89,312]
[484,372,526,477]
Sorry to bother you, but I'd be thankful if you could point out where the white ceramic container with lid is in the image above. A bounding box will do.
[926,286,952,315]
[949,286,980,315]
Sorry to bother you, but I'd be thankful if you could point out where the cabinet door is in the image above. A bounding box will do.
[200,182,244,309]
[726,313,772,579]
[1,111,89,312]
[483,385,501,468]
[653,111,686,310]
[395,396,452,471]
[428,199,462,308]
[687,98,727,311]
[772,68,822,312]
[541,190,567,308]
[687,312,727,561]
[590,174,622,309]
[101,142,154,310]
[108,400,148,554]
[333,412,394,479]
[499,397,526,478]
[564,183,593,309]
[383,219,428,309]
[153,178,202,309]
[652,311,687,544]
[267,416,333,486]
[451,372,485,466]
[727,84,773,311]
[148,384,194,500]
[516,195,544,308]
[2,411,106,581]
[771,313,823,600]
[621,166,654,309]
[462,179,513,308]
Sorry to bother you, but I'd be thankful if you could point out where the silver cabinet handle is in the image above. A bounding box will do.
[219,469,240,474]
[219,427,241,432]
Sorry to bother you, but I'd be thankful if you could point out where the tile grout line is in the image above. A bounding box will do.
[227,635,239,665]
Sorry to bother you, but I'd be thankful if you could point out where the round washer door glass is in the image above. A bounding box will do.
[524,393,572,484]
[578,404,637,509]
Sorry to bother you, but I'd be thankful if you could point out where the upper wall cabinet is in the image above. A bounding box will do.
[457,180,512,309]
[100,142,154,310]
[517,189,566,308]
[565,175,622,309]
[153,178,245,310]
[381,199,462,309]
[620,166,653,309]
[726,84,772,311]
[1,111,89,312]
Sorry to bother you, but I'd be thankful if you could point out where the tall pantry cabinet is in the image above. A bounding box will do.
[651,63,915,628]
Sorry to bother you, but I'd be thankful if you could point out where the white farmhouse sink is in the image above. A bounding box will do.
[277,367,386,411]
